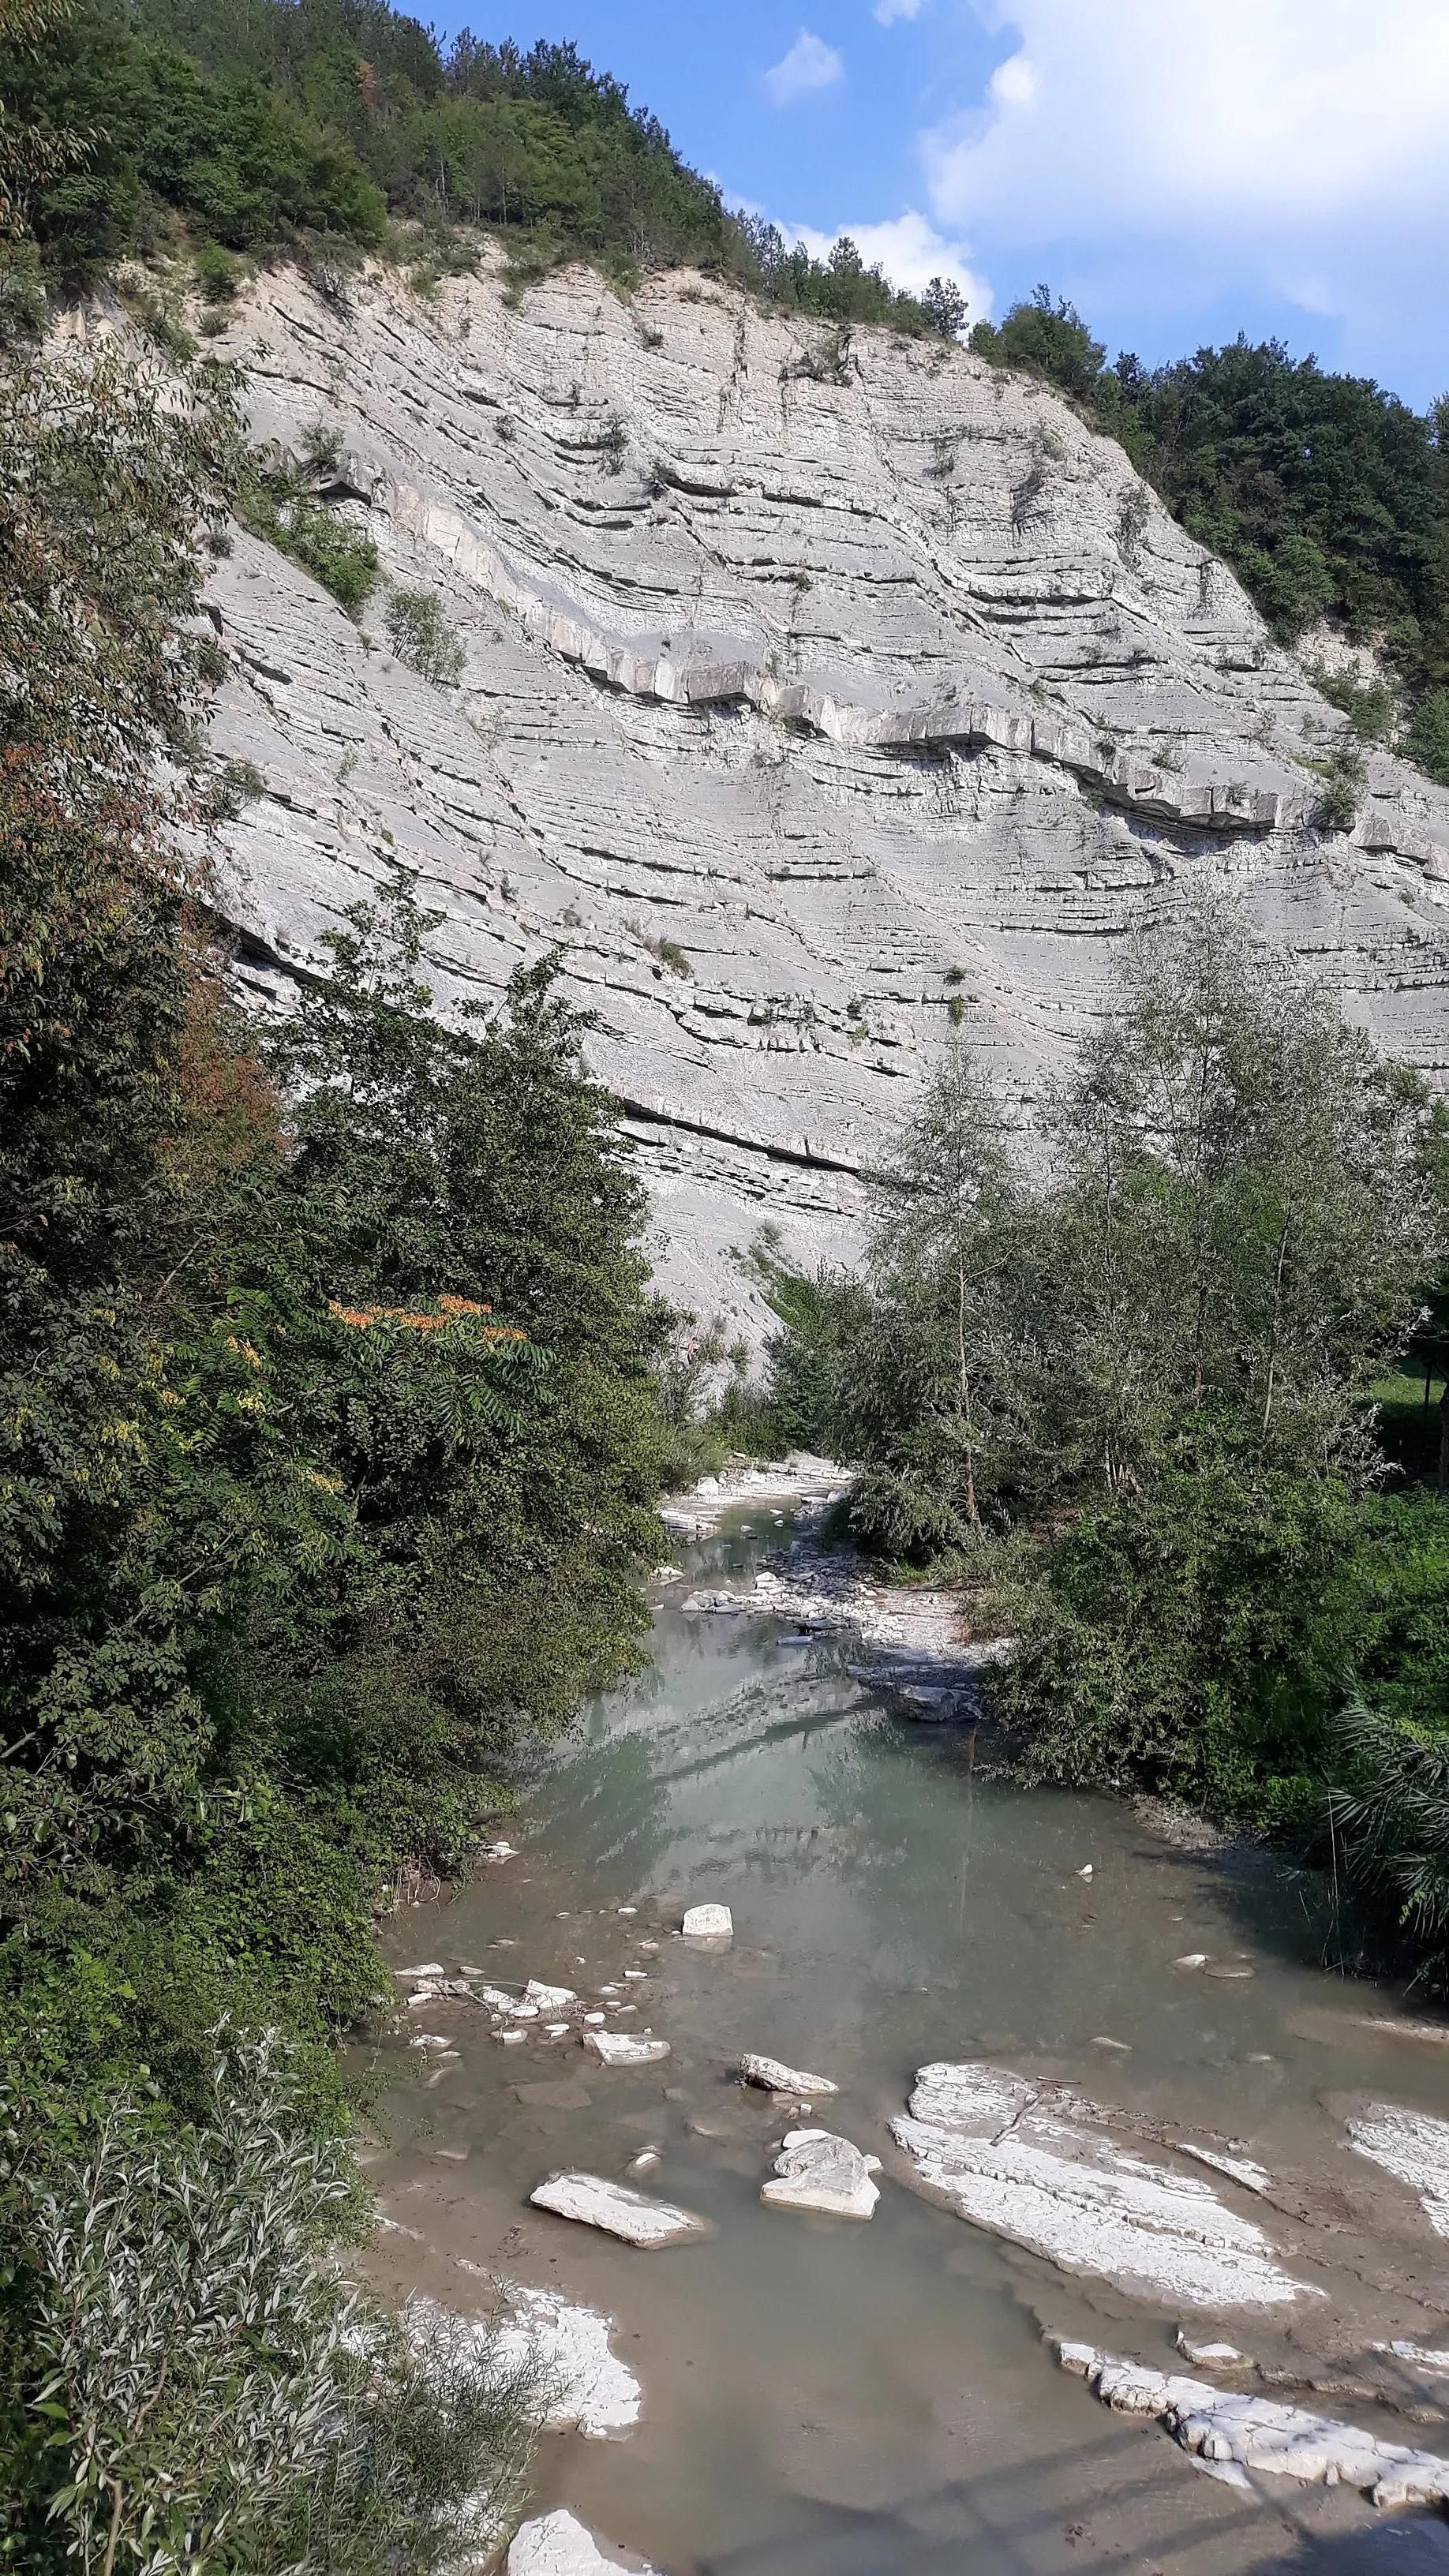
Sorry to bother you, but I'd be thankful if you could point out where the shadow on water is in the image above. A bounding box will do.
[697,2444,1449,2575]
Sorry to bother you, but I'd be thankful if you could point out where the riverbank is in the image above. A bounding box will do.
[359,1492,1449,2574]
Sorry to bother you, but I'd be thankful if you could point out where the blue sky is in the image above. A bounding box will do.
[438,2,1449,411]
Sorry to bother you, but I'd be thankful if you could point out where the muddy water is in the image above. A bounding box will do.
[364,1522,1449,2575]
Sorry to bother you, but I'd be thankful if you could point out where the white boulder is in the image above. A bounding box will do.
[762,2129,881,2220]
[583,2031,672,2067]
[740,2051,839,2096]
[508,2509,660,2576]
[681,1904,732,1941]
[525,1981,578,2011]
[530,2170,711,2247]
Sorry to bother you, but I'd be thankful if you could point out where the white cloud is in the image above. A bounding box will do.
[874,0,924,23]
[765,28,845,106]
[920,0,1449,384]
[788,211,991,320]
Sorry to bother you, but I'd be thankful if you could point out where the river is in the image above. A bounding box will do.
[363,1511,1449,2575]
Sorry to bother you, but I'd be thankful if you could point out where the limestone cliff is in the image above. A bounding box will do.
[189,253,1449,1333]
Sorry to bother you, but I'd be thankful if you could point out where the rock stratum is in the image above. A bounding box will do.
[185,255,1449,1328]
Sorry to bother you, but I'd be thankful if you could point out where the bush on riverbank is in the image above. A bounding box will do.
[1,2027,544,2572]
[759,893,1449,1975]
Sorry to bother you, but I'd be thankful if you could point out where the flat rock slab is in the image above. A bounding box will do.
[508,2510,660,2575]
[682,1904,732,1941]
[1057,2338,1449,2508]
[740,2051,838,2095]
[583,2031,672,2067]
[1348,2103,1449,2237]
[530,2170,712,2248]
[762,2128,881,2220]
[891,2061,1311,2308]
[408,2287,640,2442]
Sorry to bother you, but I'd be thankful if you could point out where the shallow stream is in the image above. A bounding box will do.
[365,1518,1449,2575]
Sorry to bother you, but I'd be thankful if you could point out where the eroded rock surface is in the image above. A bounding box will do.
[1349,2104,1449,2239]
[1056,2339,1449,2510]
[176,256,1449,1331]
[891,2063,1311,2307]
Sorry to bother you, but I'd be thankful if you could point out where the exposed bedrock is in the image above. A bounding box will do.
[189,255,1449,1329]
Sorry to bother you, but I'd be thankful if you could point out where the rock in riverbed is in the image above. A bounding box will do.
[681,1904,732,1941]
[762,2129,881,2220]
[740,2051,839,2096]
[1054,2338,1449,2508]
[1348,2102,1449,2238]
[508,2509,661,2576]
[891,2063,1311,2307]
[530,2171,712,2248]
[583,2031,672,2067]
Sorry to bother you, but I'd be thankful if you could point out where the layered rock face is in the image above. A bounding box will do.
[202,256,1449,1330]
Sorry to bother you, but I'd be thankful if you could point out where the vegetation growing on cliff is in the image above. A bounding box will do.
[971,288,1449,776]
[761,894,1449,1976]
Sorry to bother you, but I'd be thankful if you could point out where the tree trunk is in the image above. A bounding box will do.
[957,1245,980,1526]
[1438,1386,1449,1499]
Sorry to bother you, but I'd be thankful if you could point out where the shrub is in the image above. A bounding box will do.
[1310,661,1395,741]
[1406,687,1449,787]
[193,238,244,302]
[384,586,466,683]
[238,456,380,616]
[2,2028,543,2574]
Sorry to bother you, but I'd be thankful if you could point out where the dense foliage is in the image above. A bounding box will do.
[972,287,1449,774]
[0,292,675,2552]
[2,2027,543,2571]
[0,0,953,330]
[762,894,1449,1972]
